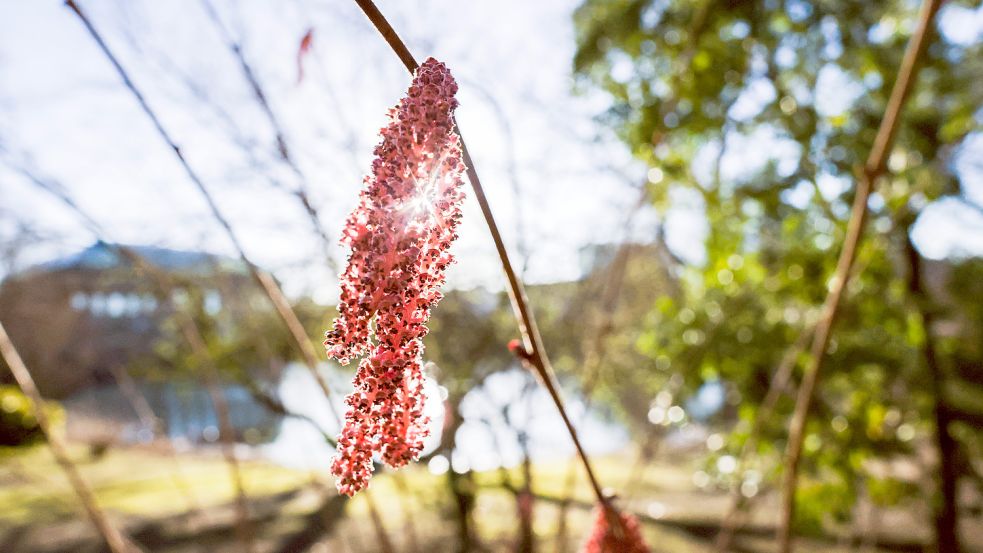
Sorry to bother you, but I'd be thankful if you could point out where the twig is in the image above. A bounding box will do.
[554,187,650,551]
[237,377,337,445]
[954,196,983,221]
[458,77,530,271]
[556,0,723,532]
[195,352,256,553]
[0,321,137,553]
[60,7,385,545]
[776,1,943,551]
[108,364,159,432]
[198,0,338,273]
[351,0,609,505]
[64,0,342,430]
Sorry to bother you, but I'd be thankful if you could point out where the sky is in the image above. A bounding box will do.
[0,0,981,304]
[0,0,649,303]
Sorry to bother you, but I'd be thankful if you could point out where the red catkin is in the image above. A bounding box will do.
[325,58,466,496]
[581,504,650,553]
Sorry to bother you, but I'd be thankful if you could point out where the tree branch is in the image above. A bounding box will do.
[198,0,339,273]
[777,1,943,551]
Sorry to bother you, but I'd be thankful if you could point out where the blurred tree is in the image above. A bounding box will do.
[573,0,981,549]
[142,271,317,437]
[539,241,679,434]
[421,288,516,552]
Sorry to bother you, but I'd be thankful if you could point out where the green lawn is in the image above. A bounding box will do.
[0,444,964,552]
[0,444,310,524]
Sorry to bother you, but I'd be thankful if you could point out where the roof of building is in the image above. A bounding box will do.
[26,241,242,276]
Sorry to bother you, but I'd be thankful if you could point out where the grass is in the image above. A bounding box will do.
[0,444,310,525]
[1,444,966,552]
[0,443,704,550]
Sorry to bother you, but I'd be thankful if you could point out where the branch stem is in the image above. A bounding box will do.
[777,1,942,550]
[199,0,338,273]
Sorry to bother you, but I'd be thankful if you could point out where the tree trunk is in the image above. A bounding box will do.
[441,395,477,553]
[516,432,535,553]
[446,469,476,552]
[905,237,961,553]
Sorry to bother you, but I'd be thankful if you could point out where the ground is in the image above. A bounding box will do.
[0,444,979,552]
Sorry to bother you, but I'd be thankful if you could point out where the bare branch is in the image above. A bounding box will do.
[198,0,338,273]
[777,1,944,550]
[109,364,203,517]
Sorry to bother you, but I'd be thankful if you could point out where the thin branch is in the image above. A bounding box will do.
[554,186,650,552]
[351,0,609,505]
[777,1,943,551]
[352,0,418,73]
[198,0,338,273]
[568,16,738,530]
[0,321,137,553]
[5,142,336,454]
[237,376,336,445]
[195,348,256,553]
[113,22,339,219]
[457,77,530,272]
[60,9,382,545]
[64,0,342,430]
[954,196,983,220]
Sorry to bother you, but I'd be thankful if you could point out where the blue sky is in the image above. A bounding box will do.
[0,0,981,302]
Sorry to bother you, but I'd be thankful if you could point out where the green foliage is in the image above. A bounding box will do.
[141,280,304,385]
[795,474,854,536]
[574,0,981,534]
[0,385,62,447]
